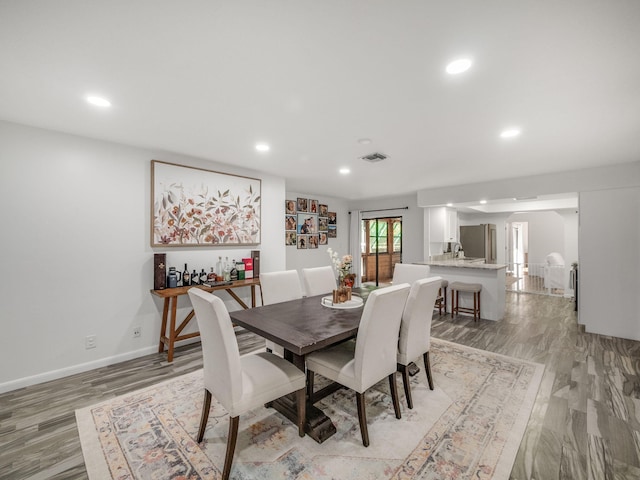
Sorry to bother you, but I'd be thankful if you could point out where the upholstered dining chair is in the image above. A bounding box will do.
[397,276,442,409]
[259,270,304,354]
[392,263,431,285]
[301,265,336,296]
[305,283,411,447]
[188,288,306,480]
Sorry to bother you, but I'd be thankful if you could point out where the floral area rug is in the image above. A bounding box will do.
[76,339,543,479]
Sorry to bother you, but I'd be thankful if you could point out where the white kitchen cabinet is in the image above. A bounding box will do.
[428,207,458,243]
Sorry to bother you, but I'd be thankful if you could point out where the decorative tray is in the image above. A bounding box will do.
[321,295,364,309]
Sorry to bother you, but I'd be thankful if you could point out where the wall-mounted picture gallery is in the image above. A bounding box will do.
[285,198,337,248]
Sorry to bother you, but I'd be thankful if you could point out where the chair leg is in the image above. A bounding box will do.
[306,370,315,401]
[389,373,402,419]
[197,389,212,442]
[296,387,306,437]
[356,392,370,447]
[398,364,413,409]
[222,416,239,480]
[423,352,434,390]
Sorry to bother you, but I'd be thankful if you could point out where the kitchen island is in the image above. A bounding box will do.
[417,258,507,321]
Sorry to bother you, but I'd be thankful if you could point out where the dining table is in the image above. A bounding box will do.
[229,287,374,443]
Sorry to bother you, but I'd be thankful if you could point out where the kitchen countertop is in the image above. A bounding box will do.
[417,259,507,270]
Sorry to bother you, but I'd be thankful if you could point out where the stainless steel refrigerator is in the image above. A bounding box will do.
[459,224,497,263]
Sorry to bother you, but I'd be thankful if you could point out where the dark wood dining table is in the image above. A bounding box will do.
[229,287,373,443]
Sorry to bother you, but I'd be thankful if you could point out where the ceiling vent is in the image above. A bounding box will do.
[360,152,388,163]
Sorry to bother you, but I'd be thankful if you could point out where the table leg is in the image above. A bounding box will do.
[168,296,178,363]
[251,285,256,308]
[270,350,337,443]
[158,298,170,353]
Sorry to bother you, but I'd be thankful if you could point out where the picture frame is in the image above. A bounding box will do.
[285,215,297,231]
[319,204,328,216]
[318,217,328,231]
[309,199,319,214]
[297,234,309,249]
[328,225,337,238]
[151,160,261,247]
[308,234,319,249]
[328,212,337,225]
[285,231,297,246]
[297,197,308,212]
[286,199,296,214]
[297,213,317,234]
[319,232,328,245]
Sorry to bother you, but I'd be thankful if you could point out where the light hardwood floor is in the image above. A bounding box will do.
[1,293,639,479]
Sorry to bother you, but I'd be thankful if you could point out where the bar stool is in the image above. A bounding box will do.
[450,282,482,321]
[435,279,448,315]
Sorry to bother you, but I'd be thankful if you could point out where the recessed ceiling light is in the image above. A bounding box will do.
[446,203,453,207]
[255,143,270,152]
[500,128,521,139]
[479,200,487,204]
[86,95,111,107]
[446,58,472,75]
[339,167,351,175]
[358,138,372,145]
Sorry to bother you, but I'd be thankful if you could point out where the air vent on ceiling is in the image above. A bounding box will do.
[360,152,388,163]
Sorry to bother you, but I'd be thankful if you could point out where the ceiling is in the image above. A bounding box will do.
[1,1,639,203]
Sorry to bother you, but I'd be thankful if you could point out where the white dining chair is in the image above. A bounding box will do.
[301,265,336,296]
[392,263,431,285]
[305,283,411,447]
[259,270,304,354]
[188,288,306,480]
[397,276,442,409]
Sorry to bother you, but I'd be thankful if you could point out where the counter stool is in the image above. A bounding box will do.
[435,279,448,315]
[450,282,482,321]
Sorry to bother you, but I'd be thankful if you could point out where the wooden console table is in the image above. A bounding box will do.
[150,278,261,362]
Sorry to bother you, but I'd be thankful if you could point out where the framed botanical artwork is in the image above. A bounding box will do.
[286,199,296,214]
[297,234,309,249]
[319,232,328,245]
[285,215,297,231]
[297,197,308,212]
[297,213,317,234]
[309,199,319,214]
[328,225,337,238]
[151,160,260,246]
[285,231,297,246]
[328,212,337,225]
[318,217,328,231]
[308,234,319,249]
[319,204,328,216]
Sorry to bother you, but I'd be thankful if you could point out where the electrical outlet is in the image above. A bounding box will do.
[85,335,97,349]
[133,326,141,338]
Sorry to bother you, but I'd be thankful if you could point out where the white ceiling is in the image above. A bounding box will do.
[1,1,639,202]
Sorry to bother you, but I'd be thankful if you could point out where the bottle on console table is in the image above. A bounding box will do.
[191,269,199,285]
[230,260,238,281]
[200,268,207,284]
[182,263,190,287]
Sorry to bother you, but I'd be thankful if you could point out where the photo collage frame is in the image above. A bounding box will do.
[285,198,337,248]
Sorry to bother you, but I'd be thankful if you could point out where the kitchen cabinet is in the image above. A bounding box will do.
[428,207,458,243]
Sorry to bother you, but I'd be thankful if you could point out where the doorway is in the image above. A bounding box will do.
[361,217,402,285]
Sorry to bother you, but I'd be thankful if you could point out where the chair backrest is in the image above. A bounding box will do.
[301,266,336,296]
[188,288,242,410]
[260,270,303,305]
[354,283,411,391]
[398,276,442,364]
[392,263,431,285]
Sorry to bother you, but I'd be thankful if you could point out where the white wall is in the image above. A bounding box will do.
[579,187,640,340]
[347,193,424,263]
[0,121,285,392]
[285,191,349,273]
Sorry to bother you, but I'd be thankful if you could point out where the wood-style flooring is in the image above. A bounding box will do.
[1,293,639,479]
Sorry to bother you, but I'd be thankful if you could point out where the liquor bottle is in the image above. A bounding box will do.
[182,263,190,286]
[191,269,199,285]
[237,260,245,280]
[223,261,231,282]
[200,268,207,284]
[207,267,216,282]
[216,256,223,276]
[230,260,238,281]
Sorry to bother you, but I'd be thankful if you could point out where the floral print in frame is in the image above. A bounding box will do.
[151,160,261,246]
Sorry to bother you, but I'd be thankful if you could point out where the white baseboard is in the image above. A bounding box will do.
[0,346,158,394]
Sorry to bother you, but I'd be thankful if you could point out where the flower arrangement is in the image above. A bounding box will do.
[327,247,354,287]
